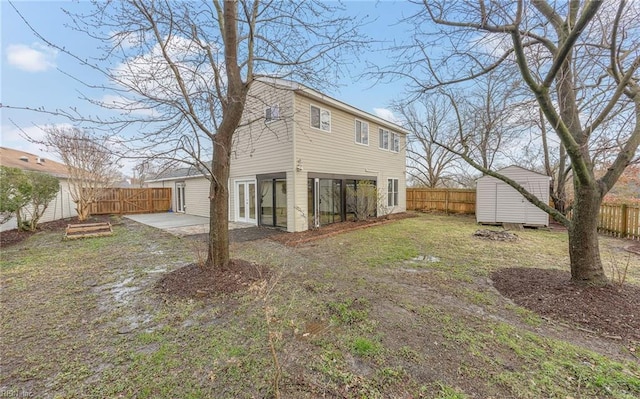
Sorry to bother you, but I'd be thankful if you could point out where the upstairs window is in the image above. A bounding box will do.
[379,128,389,150]
[310,104,331,132]
[379,128,400,152]
[355,120,369,145]
[391,132,400,152]
[265,104,280,122]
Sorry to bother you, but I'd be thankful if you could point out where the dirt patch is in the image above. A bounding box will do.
[270,212,417,246]
[492,267,640,342]
[155,259,270,299]
[0,215,114,247]
[473,229,519,241]
[625,241,640,255]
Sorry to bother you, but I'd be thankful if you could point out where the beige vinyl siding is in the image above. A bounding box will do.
[183,177,210,217]
[230,80,294,178]
[0,179,78,232]
[229,81,295,221]
[293,92,406,215]
[292,171,309,232]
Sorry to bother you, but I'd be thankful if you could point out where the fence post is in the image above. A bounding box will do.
[621,203,628,238]
[445,189,449,214]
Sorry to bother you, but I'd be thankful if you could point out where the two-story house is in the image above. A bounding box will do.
[149,78,407,232]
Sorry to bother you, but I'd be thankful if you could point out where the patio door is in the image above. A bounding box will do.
[235,180,256,224]
[175,182,186,213]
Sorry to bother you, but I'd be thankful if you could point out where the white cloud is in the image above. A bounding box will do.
[373,108,402,125]
[113,35,222,102]
[6,43,58,72]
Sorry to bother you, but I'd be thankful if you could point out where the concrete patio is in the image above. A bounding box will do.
[124,212,253,236]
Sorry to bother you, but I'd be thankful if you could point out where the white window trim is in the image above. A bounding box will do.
[379,128,390,150]
[378,128,400,152]
[391,132,400,152]
[354,119,369,146]
[387,178,399,207]
[310,104,331,132]
[265,103,280,123]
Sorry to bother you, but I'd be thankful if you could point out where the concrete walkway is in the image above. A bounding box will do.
[125,212,254,236]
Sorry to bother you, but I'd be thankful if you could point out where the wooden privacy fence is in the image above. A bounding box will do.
[596,203,640,240]
[90,188,172,215]
[406,188,476,214]
[407,187,639,240]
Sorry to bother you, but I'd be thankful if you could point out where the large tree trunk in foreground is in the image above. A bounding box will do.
[207,100,245,269]
[205,0,246,270]
[208,139,230,269]
[568,183,607,284]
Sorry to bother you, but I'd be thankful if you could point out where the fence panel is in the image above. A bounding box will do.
[406,188,639,240]
[406,188,476,214]
[90,188,172,215]
[597,203,640,240]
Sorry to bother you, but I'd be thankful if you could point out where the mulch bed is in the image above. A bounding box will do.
[270,212,417,246]
[0,215,113,247]
[492,267,640,342]
[155,259,270,299]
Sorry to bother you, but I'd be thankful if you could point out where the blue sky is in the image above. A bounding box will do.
[1,1,421,172]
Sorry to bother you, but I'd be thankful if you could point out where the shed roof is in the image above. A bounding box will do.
[477,165,550,180]
[0,147,70,178]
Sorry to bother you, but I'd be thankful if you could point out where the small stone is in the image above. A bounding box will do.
[118,325,135,334]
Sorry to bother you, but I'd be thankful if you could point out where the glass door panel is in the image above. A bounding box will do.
[275,180,287,229]
[249,183,256,220]
[238,182,246,219]
[260,181,273,226]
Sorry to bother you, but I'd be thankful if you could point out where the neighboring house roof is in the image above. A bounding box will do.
[256,77,411,135]
[0,146,70,178]
[149,164,207,181]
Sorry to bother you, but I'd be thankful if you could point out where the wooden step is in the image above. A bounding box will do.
[65,222,113,240]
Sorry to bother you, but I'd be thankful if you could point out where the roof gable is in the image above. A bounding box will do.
[0,147,70,178]
[254,77,410,135]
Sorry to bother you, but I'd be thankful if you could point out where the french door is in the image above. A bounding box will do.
[236,180,257,224]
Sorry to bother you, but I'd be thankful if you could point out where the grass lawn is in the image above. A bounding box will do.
[1,213,639,398]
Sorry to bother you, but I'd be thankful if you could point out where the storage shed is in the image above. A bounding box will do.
[476,166,551,227]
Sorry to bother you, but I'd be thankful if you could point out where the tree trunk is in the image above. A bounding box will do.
[207,144,230,269]
[568,183,607,285]
[76,200,90,221]
[204,0,248,270]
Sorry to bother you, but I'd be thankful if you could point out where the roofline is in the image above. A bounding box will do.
[475,165,551,181]
[255,77,411,135]
[146,173,206,183]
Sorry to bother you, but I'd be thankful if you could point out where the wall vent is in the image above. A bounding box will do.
[19,156,29,162]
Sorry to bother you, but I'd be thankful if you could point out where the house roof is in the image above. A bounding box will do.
[255,77,411,135]
[149,164,207,181]
[0,147,70,178]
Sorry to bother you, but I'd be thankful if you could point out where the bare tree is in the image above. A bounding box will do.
[11,0,364,268]
[387,0,640,284]
[396,96,460,188]
[38,126,120,221]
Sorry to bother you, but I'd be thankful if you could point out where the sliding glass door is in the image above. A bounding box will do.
[259,178,287,229]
